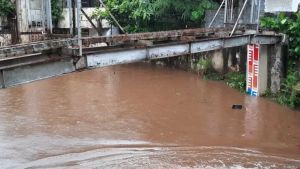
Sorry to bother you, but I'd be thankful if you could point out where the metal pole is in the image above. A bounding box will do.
[42,0,46,33]
[47,0,53,34]
[224,0,228,26]
[209,0,225,28]
[230,0,249,37]
[230,0,234,21]
[250,0,255,23]
[67,0,73,35]
[256,0,261,33]
[15,0,20,43]
[76,0,82,56]
[72,0,76,36]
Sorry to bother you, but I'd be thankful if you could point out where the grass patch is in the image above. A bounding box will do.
[203,71,246,92]
[224,72,246,93]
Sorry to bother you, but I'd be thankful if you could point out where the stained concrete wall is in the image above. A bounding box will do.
[0,70,4,88]
[270,44,284,93]
[258,45,268,95]
[1,59,75,88]
[0,34,11,46]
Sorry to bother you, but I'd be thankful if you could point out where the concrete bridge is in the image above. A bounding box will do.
[0,27,285,95]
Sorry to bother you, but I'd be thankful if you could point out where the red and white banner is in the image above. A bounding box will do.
[247,44,259,96]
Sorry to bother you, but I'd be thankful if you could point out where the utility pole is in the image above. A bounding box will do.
[76,0,82,56]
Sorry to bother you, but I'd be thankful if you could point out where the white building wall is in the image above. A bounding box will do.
[58,7,110,29]
[265,0,300,12]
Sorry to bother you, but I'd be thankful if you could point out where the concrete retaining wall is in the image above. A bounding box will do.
[1,58,75,88]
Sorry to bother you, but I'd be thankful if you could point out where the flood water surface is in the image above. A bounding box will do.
[0,63,299,168]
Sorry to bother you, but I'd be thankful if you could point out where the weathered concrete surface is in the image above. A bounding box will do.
[2,58,75,88]
[85,35,282,72]
[270,44,284,93]
[0,39,77,59]
[75,56,87,70]
[87,49,147,68]
[148,44,189,59]
[0,70,4,88]
[211,50,224,73]
[82,27,230,45]
[258,45,268,96]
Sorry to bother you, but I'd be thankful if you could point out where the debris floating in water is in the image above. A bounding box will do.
[232,105,243,110]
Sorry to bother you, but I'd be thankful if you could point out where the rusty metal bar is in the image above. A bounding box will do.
[82,27,231,45]
[98,0,125,34]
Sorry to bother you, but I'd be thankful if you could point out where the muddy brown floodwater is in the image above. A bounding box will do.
[0,63,300,169]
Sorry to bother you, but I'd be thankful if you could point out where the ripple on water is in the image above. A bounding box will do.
[12,146,300,169]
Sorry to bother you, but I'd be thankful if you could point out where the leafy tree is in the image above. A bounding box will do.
[51,0,64,26]
[0,0,15,17]
[260,13,300,108]
[93,0,153,32]
[152,0,217,23]
[92,0,217,33]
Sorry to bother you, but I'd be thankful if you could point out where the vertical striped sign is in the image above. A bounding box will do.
[247,44,259,96]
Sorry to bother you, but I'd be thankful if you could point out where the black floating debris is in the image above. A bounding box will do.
[232,105,243,110]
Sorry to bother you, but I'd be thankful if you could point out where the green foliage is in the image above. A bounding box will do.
[51,0,64,25]
[261,13,300,63]
[276,70,300,108]
[224,72,246,92]
[195,57,212,72]
[0,0,15,17]
[261,13,300,108]
[92,0,153,32]
[152,0,217,23]
[203,72,224,81]
[260,13,288,31]
[93,0,217,33]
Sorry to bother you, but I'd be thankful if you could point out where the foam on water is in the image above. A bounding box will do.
[11,146,300,169]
